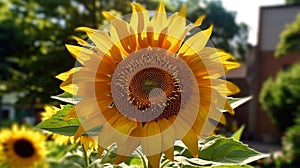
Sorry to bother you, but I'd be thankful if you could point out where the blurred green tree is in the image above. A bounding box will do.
[285,0,300,5]
[259,63,300,132]
[0,0,132,105]
[275,12,300,57]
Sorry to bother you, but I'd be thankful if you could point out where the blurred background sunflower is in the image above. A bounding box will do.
[41,105,98,151]
[0,124,47,168]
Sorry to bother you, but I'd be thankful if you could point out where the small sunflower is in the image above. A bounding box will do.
[0,124,47,168]
[58,2,240,167]
[41,105,98,151]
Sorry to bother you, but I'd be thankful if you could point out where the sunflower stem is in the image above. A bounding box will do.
[82,145,89,168]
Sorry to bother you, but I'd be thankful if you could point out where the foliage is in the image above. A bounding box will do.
[232,125,245,141]
[285,0,300,5]
[35,94,267,167]
[275,12,300,57]
[254,152,287,168]
[43,135,268,168]
[259,63,300,132]
[0,0,132,105]
[282,116,300,165]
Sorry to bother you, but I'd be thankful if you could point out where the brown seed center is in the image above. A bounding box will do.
[111,48,193,122]
[14,139,35,158]
[128,67,181,119]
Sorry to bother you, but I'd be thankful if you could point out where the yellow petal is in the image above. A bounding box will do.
[65,107,77,119]
[168,13,186,38]
[178,25,213,56]
[165,13,186,52]
[223,99,235,115]
[80,136,97,151]
[208,106,226,125]
[97,124,117,152]
[179,5,186,17]
[182,129,198,158]
[216,49,236,61]
[183,47,239,79]
[200,79,240,96]
[98,145,105,158]
[141,121,161,157]
[72,68,111,83]
[130,3,149,33]
[131,3,147,13]
[186,15,206,32]
[224,81,240,96]
[83,55,116,75]
[151,1,168,32]
[198,103,225,137]
[56,68,79,81]
[71,98,112,118]
[108,15,136,54]
[74,127,85,140]
[159,119,175,161]
[76,82,111,98]
[224,61,241,72]
[60,80,78,94]
[76,27,114,56]
[74,113,105,139]
[113,125,141,164]
[72,36,90,46]
[111,115,137,137]
[163,147,174,162]
[147,153,161,168]
[169,116,189,140]
[65,44,95,64]
[194,15,206,26]
[102,11,116,21]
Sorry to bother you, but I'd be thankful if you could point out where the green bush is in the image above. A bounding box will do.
[282,119,300,165]
[275,12,300,57]
[259,63,300,132]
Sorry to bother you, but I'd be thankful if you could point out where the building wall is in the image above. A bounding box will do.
[252,5,300,142]
[260,6,300,51]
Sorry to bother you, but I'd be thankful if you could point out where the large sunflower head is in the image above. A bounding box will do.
[0,124,47,168]
[58,1,240,167]
[41,105,98,151]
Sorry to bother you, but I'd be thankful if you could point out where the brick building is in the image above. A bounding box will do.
[229,4,300,142]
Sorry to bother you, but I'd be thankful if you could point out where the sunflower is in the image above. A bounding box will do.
[58,2,240,167]
[41,105,98,151]
[0,124,47,168]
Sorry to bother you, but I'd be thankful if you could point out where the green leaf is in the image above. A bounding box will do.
[51,92,82,104]
[212,165,254,168]
[124,156,143,167]
[36,104,80,136]
[99,144,118,165]
[228,96,252,109]
[46,141,78,160]
[232,125,245,141]
[198,136,269,165]
[172,136,268,167]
